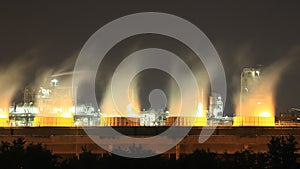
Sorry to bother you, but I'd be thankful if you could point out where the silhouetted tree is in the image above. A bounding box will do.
[1,136,299,169]
[0,140,10,153]
[254,153,268,169]
[23,143,58,169]
[0,138,58,169]
[180,149,220,169]
[267,135,299,169]
[0,138,25,169]
[60,145,99,169]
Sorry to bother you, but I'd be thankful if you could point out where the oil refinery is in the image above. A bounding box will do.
[0,66,299,158]
[0,66,299,127]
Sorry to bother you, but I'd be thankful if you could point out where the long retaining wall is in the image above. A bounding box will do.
[0,126,299,159]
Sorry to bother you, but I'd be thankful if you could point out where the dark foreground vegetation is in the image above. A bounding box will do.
[0,136,299,169]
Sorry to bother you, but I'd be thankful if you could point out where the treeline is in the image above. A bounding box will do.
[0,136,299,169]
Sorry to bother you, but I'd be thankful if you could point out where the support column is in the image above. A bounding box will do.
[176,144,180,160]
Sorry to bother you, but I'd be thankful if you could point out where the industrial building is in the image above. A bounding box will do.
[1,67,298,127]
[234,66,275,126]
[5,72,100,127]
[0,69,300,158]
[208,92,224,118]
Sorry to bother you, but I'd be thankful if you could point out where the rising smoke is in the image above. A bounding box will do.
[233,47,293,117]
[0,58,33,118]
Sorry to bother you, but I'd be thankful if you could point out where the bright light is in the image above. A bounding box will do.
[195,103,205,117]
[127,104,133,111]
[69,107,75,113]
[60,112,73,118]
[259,112,271,117]
[126,104,139,117]
[51,79,58,86]
[102,115,121,117]
[0,113,8,118]
[0,108,8,118]
[53,108,63,113]
[257,102,261,105]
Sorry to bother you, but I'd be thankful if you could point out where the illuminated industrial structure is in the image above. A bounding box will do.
[36,73,101,126]
[3,72,100,127]
[140,109,168,126]
[99,102,140,126]
[34,75,74,126]
[7,87,37,126]
[166,102,207,126]
[0,66,293,127]
[234,66,275,126]
[277,108,300,123]
[100,116,140,126]
[208,92,224,118]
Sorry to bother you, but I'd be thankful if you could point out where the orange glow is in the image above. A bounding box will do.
[35,85,74,126]
[234,93,275,126]
[236,94,274,117]
[34,107,74,126]
[166,100,207,126]
[234,65,287,126]
[259,112,271,117]
[233,116,275,126]
[34,116,74,126]
[59,111,73,118]
[34,103,74,126]
[234,94,275,126]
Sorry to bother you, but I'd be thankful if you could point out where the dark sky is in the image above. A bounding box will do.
[1,0,300,115]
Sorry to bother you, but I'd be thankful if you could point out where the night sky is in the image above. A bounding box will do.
[1,1,299,115]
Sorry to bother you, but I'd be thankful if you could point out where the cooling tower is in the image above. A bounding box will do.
[233,66,275,126]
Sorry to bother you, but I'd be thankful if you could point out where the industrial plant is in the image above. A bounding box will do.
[0,66,299,127]
[0,66,299,159]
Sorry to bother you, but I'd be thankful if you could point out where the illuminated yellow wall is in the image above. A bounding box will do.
[233,116,275,126]
[34,116,74,127]
[0,109,9,126]
[193,117,207,126]
[0,118,8,126]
